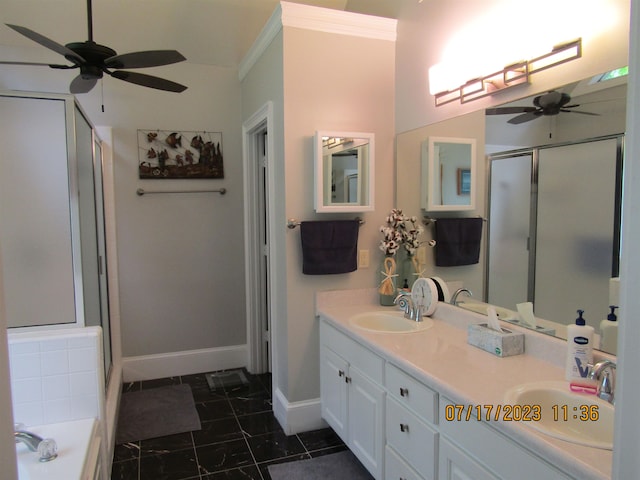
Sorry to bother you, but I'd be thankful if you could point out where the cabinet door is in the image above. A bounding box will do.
[320,346,349,440]
[386,445,424,480]
[348,366,385,479]
[439,438,498,480]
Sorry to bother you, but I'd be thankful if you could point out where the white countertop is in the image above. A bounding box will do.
[316,289,613,480]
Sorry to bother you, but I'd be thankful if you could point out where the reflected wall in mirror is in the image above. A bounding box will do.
[396,68,627,355]
[314,131,374,213]
[421,136,476,212]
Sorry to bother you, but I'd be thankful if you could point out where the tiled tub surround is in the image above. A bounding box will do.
[316,289,615,480]
[8,326,105,427]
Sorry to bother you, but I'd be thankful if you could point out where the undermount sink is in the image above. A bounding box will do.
[503,380,614,450]
[457,301,517,320]
[349,311,434,333]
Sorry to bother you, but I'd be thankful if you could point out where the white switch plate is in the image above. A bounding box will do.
[359,249,369,268]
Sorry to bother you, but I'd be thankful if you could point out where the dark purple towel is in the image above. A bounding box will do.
[435,217,483,266]
[300,220,359,275]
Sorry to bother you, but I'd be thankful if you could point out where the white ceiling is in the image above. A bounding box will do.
[0,0,403,68]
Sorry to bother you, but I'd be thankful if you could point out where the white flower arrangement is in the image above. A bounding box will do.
[401,215,423,256]
[379,209,424,256]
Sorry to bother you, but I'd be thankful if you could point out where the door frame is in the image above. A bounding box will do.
[242,101,275,375]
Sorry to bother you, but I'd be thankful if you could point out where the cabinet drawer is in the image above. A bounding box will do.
[439,397,571,480]
[320,320,384,383]
[386,362,437,424]
[386,396,438,480]
[385,445,424,480]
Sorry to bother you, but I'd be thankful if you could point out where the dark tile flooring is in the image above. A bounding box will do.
[111,369,347,480]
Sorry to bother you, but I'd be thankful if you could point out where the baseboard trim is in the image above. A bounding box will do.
[121,344,247,382]
[272,388,327,435]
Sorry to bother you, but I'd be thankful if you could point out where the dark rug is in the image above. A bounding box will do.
[115,384,201,444]
[267,451,373,480]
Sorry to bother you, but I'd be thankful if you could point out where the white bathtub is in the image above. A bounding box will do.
[16,418,101,480]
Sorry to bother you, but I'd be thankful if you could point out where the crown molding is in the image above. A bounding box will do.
[280,1,397,42]
[239,3,284,81]
[239,1,397,81]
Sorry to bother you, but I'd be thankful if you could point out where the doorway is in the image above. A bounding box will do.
[243,102,275,376]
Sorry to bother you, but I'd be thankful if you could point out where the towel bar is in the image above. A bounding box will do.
[423,215,485,226]
[287,217,365,229]
[136,187,227,196]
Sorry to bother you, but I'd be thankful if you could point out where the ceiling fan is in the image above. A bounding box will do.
[0,0,187,94]
[485,91,599,124]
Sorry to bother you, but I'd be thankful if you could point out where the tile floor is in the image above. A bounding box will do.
[110,369,347,480]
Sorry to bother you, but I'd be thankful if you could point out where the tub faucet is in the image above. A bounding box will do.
[450,288,472,305]
[588,360,616,404]
[14,426,58,462]
[394,292,424,321]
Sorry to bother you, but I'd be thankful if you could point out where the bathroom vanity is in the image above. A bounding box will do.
[318,290,613,480]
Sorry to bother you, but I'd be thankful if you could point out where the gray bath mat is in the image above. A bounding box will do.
[268,451,373,480]
[205,368,249,391]
[115,384,201,444]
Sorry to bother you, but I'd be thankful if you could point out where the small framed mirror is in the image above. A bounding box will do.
[421,136,476,212]
[314,131,375,213]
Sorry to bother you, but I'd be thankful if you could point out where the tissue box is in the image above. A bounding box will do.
[467,323,524,357]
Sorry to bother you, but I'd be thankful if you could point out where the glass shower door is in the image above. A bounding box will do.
[487,153,533,309]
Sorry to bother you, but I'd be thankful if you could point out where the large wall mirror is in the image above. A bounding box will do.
[314,130,374,213]
[421,136,476,212]
[396,68,627,356]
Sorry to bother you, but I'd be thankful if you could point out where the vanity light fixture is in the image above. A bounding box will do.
[433,38,582,107]
[323,136,354,149]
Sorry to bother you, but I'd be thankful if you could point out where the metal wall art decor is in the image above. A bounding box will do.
[138,129,224,179]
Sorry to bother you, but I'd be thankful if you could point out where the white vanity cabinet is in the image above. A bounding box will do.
[318,315,583,480]
[320,321,385,479]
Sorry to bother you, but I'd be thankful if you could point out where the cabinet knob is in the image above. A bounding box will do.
[399,387,409,397]
[400,423,409,433]
[345,376,352,384]
[338,370,345,377]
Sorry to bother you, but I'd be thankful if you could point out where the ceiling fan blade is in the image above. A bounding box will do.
[5,24,86,64]
[0,60,78,72]
[562,109,601,116]
[105,50,186,69]
[69,74,98,94]
[508,111,542,125]
[486,106,537,115]
[110,70,187,92]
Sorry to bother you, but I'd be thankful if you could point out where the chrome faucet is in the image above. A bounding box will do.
[14,426,58,462]
[588,360,616,404]
[450,288,472,305]
[394,292,424,321]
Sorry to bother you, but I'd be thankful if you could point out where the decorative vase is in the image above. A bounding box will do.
[398,250,421,290]
[378,255,398,306]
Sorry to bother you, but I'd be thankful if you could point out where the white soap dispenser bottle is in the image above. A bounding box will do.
[599,305,619,354]
[565,309,594,382]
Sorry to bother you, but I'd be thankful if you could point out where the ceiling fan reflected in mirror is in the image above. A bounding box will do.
[0,0,187,94]
[485,91,599,124]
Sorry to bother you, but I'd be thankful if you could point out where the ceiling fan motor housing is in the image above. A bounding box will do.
[65,40,116,78]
